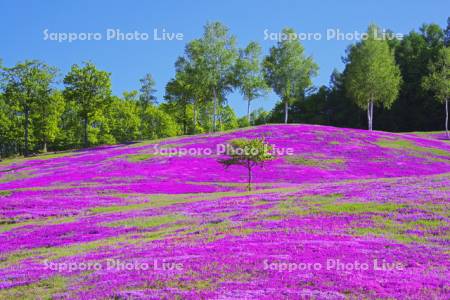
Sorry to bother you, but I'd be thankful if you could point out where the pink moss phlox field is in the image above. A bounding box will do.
[0,125,449,299]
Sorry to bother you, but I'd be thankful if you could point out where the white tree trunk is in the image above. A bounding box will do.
[445,99,449,139]
[193,99,197,134]
[367,100,374,131]
[247,99,251,125]
[213,89,217,132]
[370,100,374,131]
[284,101,288,124]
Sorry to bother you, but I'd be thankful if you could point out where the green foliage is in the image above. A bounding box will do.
[235,42,268,122]
[344,24,402,130]
[1,21,449,158]
[191,22,238,131]
[32,91,65,152]
[141,106,180,139]
[1,60,58,155]
[422,47,449,104]
[139,73,157,107]
[263,28,318,123]
[63,62,112,147]
[218,105,239,131]
[107,96,141,143]
[164,73,195,134]
[220,138,273,191]
[237,116,250,128]
[345,25,402,109]
[422,47,449,137]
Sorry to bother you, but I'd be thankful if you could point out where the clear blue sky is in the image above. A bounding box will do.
[0,0,448,116]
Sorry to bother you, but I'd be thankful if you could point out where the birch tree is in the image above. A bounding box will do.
[344,24,402,131]
[197,22,237,132]
[235,42,268,124]
[422,47,450,138]
[263,28,318,124]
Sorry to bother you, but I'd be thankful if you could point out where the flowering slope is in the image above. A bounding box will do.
[0,125,449,299]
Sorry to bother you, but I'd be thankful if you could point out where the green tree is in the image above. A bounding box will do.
[217,105,239,130]
[422,47,450,138]
[235,42,268,123]
[141,106,180,139]
[164,73,194,134]
[0,95,15,158]
[220,138,273,191]
[139,73,157,108]
[344,24,402,131]
[1,60,58,156]
[172,53,210,133]
[107,95,141,142]
[250,108,270,125]
[263,28,318,124]
[196,22,237,132]
[63,62,112,147]
[32,90,65,152]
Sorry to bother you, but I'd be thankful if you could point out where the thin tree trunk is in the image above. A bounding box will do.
[247,99,251,125]
[371,101,374,131]
[83,116,88,148]
[367,102,371,131]
[183,103,187,135]
[284,100,288,124]
[445,99,449,139]
[43,139,47,153]
[213,88,217,132]
[24,108,29,157]
[193,100,197,134]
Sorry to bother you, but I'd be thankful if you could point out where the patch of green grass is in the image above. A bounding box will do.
[171,279,215,291]
[267,195,402,218]
[0,234,134,269]
[302,194,343,204]
[408,131,444,135]
[201,220,254,242]
[264,194,343,218]
[376,139,450,158]
[90,187,301,215]
[0,215,77,234]
[0,151,77,166]
[277,199,307,215]
[104,214,185,229]
[352,215,447,244]
[285,155,345,168]
[318,202,404,214]
[126,153,159,162]
[0,276,68,299]
[147,276,217,291]
[0,170,34,183]
[354,227,425,243]
[407,219,446,229]
[0,190,11,197]
[89,194,193,214]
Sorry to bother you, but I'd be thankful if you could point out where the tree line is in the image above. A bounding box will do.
[1,19,448,158]
[268,21,449,136]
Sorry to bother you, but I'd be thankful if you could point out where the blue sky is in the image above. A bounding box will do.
[0,0,448,116]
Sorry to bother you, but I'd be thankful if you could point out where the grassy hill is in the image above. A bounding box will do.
[0,125,449,299]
